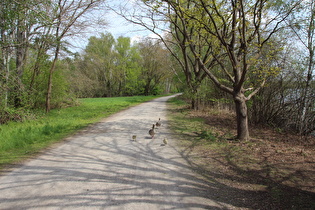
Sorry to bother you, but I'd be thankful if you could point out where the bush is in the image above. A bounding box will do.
[0,108,24,124]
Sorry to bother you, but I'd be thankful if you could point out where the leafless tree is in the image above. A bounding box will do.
[45,0,105,112]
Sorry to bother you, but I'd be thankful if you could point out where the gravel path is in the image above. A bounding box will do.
[0,95,236,209]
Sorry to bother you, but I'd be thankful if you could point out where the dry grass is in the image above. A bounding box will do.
[167,98,315,209]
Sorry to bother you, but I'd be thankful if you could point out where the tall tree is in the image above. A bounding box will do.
[288,0,315,134]
[0,0,14,108]
[138,38,171,96]
[115,1,213,109]
[115,36,142,96]
[0,0,48,108]
[45,0,103,112]
[121,0,301,140]
[161,0,300,140]
[83,33,116,97]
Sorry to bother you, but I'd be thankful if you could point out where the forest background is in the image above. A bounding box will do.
[0,0,314,140]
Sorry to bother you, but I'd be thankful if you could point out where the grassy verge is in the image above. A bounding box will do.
[0,95,160,168]
[166,96,315,209]
[166,97,233,150]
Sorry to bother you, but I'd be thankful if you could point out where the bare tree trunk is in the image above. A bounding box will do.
[46,41,60,113]
[234,92,250,140]
[46,59,56,113]
[29,53,41,90]
[144,79,151,96]
[30,41,48,90]
[191,87,200,110]
[1,52,11,109]
[14,18,28,108]
[300,52,314,134]
[45,0,101,112]
[299,3,314,135]
[107,80,112,97]
[0,19,12,109]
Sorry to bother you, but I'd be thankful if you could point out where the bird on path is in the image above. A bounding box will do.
[149,124,155,139]
[156,118,161,128]
[132,135,137,141]
[163,138,168,145]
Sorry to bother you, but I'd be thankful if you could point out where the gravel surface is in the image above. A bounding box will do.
[0,95,236,209]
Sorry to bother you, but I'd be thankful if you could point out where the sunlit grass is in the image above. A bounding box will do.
[0,95,159,168]
[167,97,230,151]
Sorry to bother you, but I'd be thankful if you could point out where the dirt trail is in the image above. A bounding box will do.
[0,95,238,209]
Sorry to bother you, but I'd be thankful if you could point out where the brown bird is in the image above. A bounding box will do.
[132,135,137,141]
[149,124,155,139]
[156,118,161,128]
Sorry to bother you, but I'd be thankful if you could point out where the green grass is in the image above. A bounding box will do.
[167,97,227,148]
[0,95,159,168]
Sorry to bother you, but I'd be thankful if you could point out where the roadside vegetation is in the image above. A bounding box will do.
[167,96,315,209]
[1,0,313,142]
[0,1,314,204]
[0,96,159,169]
[119,0,314,140]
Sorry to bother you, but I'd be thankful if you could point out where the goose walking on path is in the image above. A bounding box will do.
[149,124,155,139]
[156,118,161,128]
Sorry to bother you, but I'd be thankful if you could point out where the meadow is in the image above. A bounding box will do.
[0,96,159,168]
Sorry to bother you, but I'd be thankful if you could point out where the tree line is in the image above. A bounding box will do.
[117,0,314,140]
[0,0,177,124]
[70,33,175,98]
[0,0,107,114]
[1,0,314,140]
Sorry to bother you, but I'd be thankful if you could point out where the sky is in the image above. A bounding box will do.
[68,0,158,53]
[104,9,154,42]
